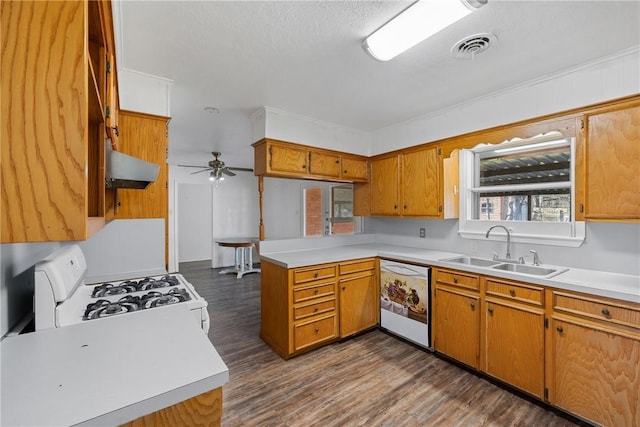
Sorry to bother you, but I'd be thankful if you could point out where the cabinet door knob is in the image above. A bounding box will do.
[342,286,346,291]
[601,308,610,317]
[509,289,516,297]
[470,302,475,310]
[488,307,493,314]
[556,326,564,334]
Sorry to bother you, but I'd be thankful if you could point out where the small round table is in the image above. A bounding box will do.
[215,238,261,278]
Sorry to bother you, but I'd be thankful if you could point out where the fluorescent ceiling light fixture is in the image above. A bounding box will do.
[363,0,487,61]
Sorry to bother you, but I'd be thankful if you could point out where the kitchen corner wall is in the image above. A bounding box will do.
[363,47,640,278]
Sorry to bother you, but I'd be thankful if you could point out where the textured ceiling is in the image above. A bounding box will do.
[114,1,640,168]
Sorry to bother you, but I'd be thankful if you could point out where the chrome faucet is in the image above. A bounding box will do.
[486,225,512,261]
[529,250,540,266]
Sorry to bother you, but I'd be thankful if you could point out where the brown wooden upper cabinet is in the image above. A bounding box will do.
[253,139,368,182]
[576,100,640,221]
[370,146,441,217]
[1,0,117,242]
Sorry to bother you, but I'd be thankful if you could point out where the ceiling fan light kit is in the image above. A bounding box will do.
[178,151,253,183]
[363,0,488,61]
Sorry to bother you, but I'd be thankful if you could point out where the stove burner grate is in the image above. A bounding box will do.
[83,287,192,321]
[91,275,181,298]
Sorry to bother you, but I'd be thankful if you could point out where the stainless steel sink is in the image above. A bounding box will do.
[491,263,566,277]
[443,256,500,267]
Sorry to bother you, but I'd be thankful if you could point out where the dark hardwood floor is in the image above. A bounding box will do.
[180,261,581,427]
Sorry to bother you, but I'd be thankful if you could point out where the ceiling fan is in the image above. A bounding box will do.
[179,152,253,181]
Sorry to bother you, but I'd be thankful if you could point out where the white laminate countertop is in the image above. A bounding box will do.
[1,304,229,427]
[260,243,640,303]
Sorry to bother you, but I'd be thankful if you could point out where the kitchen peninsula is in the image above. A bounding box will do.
[1,304,228,426]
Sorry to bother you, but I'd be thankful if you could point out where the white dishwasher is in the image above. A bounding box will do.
[380,259,431,349]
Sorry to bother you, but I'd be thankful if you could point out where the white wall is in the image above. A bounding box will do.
[170,166,260,269]
[365,218,640,277]
[251,106,371,155]
[177,184,213,263]
[371,47,640,154]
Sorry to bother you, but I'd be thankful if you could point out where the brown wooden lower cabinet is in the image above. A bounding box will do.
[432,267,640,426]
[120,387,222,427]
[433,284,480,368]
[339,262,378,338]
[547,290,640,427]
[260,258,377,359]
[482,278,545,399]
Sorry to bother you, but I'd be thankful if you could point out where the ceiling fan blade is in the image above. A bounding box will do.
[221,168,236,177]
[178,165,208,169]
[190,168,212,175]
[227,167,254,172]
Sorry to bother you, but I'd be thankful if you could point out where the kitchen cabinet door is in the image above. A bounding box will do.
[341,157,368,182]
[269,143,309,175]
[578,101,640,221]
[308,151,341,178]
[548,317,640,427]
[433,285,480,369]
[370,155,400,215]
[339,270,378,338]
[401,146,441,217]
[1,0,114,242]
[483,299,545,398]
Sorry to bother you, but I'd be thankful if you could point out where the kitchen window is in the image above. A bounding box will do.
[458,132,585,247]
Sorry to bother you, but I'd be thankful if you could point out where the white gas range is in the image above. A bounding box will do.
[34,245,210,333]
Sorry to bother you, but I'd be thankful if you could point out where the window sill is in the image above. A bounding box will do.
[458,221,586,248]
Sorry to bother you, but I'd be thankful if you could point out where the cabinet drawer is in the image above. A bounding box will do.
[294,314,337,351]
[339,258,376,276]
[553,291,640,330]
[293,265,337,284]
[485,279,543,306]
[434,269,479,291]
[293,281,336,303]
[293,298,336,320]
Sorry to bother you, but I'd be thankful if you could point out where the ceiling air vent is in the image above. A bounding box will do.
[451,33,497,59]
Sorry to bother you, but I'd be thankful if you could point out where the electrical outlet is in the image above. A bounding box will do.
[419,227,426,238]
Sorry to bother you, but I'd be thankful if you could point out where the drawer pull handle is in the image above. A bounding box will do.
[314,308,318,313]
[314,328,320,333]
[313,273,318,278]
[556,326,564,333]
[453,277,458,284]
[509,289,516,297]
[601,308,611,317]
[314,289,319,295]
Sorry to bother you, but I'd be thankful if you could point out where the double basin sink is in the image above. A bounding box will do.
[441,256,568,278]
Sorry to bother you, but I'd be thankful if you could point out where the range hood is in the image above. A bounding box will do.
[105,144,160,189]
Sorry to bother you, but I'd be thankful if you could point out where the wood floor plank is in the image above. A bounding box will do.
[179,261,582,427]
